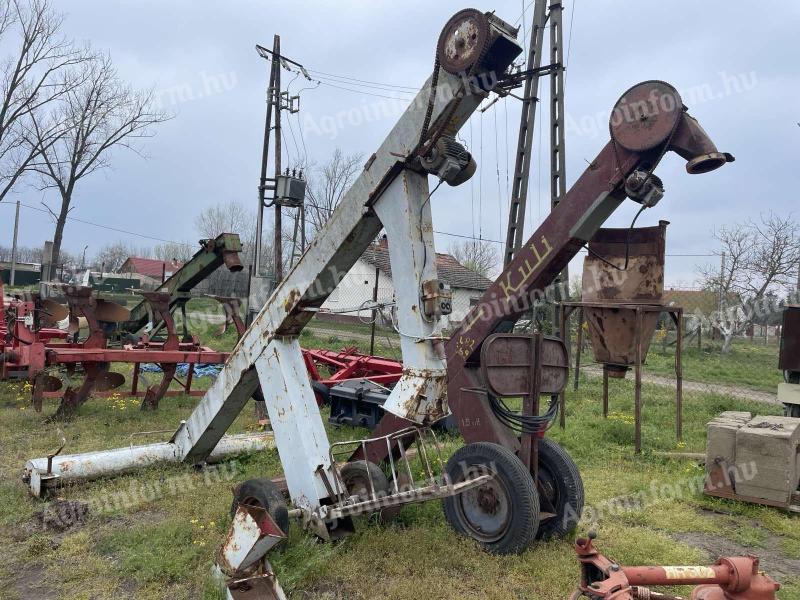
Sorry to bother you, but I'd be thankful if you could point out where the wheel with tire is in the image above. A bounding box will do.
[230,478,290,536]
[443,442,540,555]
[339,460,390,501]
[535,438,584,539]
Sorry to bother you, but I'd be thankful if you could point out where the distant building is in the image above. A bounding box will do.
[0,260,41,286]
[320,238,492,326]
[663,288,744,332]
[117,257,184,282]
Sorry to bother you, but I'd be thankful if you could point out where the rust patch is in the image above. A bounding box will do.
[283,289,301,313]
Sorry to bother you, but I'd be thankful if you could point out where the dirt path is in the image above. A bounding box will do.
[581,365,779,406]
[241,324,781,406]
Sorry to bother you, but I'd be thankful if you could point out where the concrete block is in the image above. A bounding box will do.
[705,412,750,473]
[778,383,800,406]
[735,416,800,504]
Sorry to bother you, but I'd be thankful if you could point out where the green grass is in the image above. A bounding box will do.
[1,324,798,599]
[640,336,782,392]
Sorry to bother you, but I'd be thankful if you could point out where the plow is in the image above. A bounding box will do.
[3,248,404,421]
[2,234,250,419]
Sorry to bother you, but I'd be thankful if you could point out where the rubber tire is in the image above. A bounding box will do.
[785,403,800,418]
[535,438,585,540]
[443,442,540,555]
[340,460,390,500]
[230,478,290,536]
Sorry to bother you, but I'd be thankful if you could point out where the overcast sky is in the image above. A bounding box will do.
[1,0,797,288]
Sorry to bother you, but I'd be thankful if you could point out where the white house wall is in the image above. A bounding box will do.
[320,258,483,324]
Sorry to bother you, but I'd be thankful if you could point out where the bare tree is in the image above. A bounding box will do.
[449,239,500,278]
[194,199,265,266]
[152,241,193,263]
[699,212,800,353]
[193,200,269,295]
[0,0,87,202]
[30,54,169,278]
[304,148,362,236]
[92,241,134,272]
[194,201,253,239]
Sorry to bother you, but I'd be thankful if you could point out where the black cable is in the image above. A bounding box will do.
[418,179,445,294]
[584,203,647,272]
[488,392,560,435]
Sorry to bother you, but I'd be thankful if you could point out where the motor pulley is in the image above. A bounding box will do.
[624,170,665,207]
[420,135,476,186]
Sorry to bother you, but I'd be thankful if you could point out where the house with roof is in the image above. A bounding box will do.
[319,238,492,326]
[117,256,184,286]
[662,288,744,332]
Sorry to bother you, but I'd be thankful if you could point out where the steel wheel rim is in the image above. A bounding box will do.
[537,462,560,513]
[454,466,511,543]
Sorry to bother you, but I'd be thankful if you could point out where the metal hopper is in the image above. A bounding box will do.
[581,221,668,378]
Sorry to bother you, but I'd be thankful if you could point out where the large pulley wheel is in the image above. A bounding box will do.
[230,478,290,537]
[534,439,584,540]
[443,442,540,554]
[609,80,683,152]
[437,9,490,74]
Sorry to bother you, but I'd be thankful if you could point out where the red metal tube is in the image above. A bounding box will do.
[622,565,730,587]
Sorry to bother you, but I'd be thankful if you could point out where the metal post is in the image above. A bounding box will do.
[273,35,283,285]
[559,304,567,429]
[602,369,609,418]
[573,306,583,391]
[549,0,568,333]
[634,307,643,454]
[503,0,548,266]
[522,332,543,475]
[370,265,379,356]
[300,204,306,253]
[10,199,20,286]
[675,309,683,443]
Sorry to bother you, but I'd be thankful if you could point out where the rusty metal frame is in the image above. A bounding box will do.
[560,301,683,453]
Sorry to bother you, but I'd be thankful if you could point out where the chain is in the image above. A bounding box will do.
[418,13,494,158]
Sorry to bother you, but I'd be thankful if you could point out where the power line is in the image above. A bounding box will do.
[432,227,716,258]
[565,0,577,78]
[317,79,413,101]
[0,201,185,245]
[306,68,419,92]
[313,73,418,95]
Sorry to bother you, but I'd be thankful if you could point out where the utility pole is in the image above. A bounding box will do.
[273,35,283,284]
[549,0,568,333]
[10,199,20,286]
[504,0,548,267]
[255,35,280,281]
[502,0,567,333]
[252,37,307,325]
